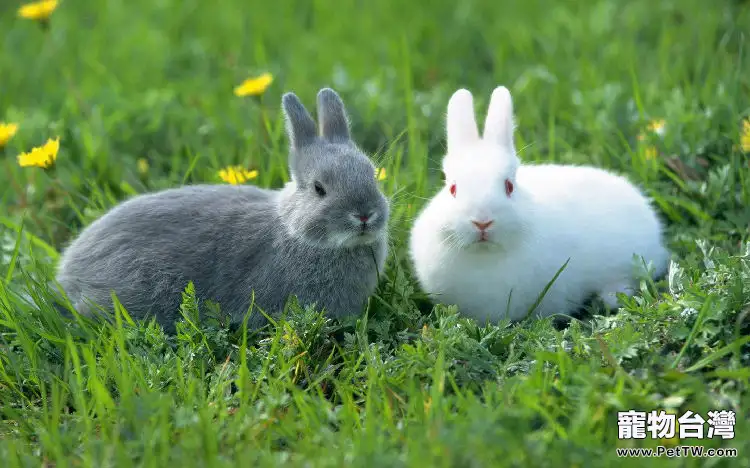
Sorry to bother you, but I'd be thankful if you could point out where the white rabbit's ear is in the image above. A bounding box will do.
[446,88,479,154]
[483,86,515,150]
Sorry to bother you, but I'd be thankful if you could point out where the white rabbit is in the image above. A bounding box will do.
[409,86,670,323]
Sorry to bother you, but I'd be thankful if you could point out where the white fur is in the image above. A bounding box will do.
[409,87,670,323]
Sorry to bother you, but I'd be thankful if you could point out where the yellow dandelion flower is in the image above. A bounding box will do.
[17,137,60,168]
[647,119,666,137]
[218,166,258,185]
[0,122,19,147]
[375,167,386,181]
[741,118,750,153]
[18,0,58,21]
[423,396,432,416]
[137,158,149,174]
[644,145,658,160]
[233,73,273,97]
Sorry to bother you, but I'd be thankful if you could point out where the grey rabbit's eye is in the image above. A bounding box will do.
[314,181,327,197]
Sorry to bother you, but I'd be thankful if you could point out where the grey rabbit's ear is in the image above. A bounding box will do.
[316,88,351,143]
[282,92,318,149]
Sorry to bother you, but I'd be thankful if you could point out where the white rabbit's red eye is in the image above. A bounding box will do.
[505,179,514,197]
[449,183,456,197]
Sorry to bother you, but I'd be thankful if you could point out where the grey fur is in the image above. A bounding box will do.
[316,88,351,143]
[282,93,317,151]
[55,88,390,333]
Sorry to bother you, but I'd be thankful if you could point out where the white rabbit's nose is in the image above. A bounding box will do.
[471,219,494,231]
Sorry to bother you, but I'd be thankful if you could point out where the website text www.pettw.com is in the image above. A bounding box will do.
[616,446,738,458]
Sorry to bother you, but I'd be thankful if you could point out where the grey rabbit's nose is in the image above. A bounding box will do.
[353,212,374,223]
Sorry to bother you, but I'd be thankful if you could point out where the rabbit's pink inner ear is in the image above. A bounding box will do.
[483,86,515,150]
[446,88,479,154]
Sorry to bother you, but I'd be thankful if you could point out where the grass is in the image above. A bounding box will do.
[1,0,749,466]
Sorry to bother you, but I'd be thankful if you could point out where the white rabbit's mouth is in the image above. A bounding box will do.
[444,228,503,251]
[466,237,507,254]
[473,236,498,247]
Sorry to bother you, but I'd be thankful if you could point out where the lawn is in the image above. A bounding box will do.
[1,0,749,466]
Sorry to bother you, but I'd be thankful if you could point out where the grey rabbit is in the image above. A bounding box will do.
[55,88,390,332]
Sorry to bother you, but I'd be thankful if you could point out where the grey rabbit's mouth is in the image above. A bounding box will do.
[354,231,378,242]
[340,229,381,247]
